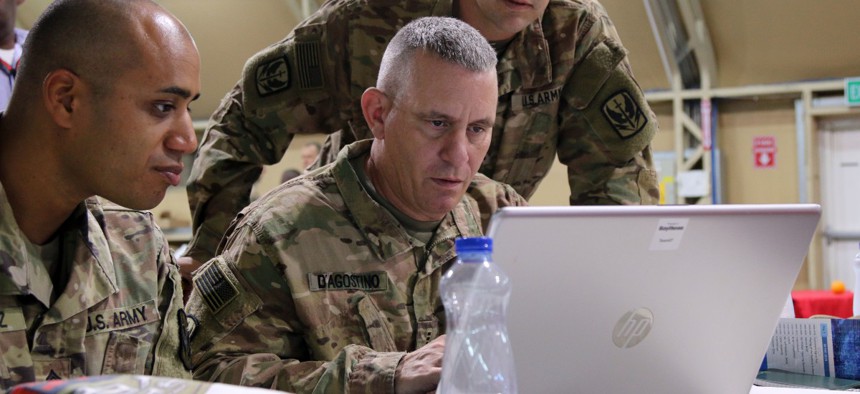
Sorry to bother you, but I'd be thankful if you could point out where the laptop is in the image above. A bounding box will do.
[486,204,821,394]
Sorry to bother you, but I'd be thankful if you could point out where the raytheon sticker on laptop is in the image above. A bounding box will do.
[650,218,689,251]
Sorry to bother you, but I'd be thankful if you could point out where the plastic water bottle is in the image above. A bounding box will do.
[853,242,860,316]
[438,237,516,394]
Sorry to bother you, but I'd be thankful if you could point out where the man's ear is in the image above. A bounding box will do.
[360,87,390,139]
[42,69,81,129]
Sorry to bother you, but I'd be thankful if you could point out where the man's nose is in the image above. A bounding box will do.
[165,113,198,155]
[439,129,470,166]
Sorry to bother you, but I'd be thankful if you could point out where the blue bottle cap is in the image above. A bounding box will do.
[455,237,492,253]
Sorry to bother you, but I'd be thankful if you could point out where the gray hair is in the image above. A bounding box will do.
[378,17,496,99]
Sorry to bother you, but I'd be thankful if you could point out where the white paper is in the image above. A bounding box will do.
[766,319,834,376]
[677,170,708,197]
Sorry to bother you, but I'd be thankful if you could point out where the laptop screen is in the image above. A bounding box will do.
[486,204,820,394]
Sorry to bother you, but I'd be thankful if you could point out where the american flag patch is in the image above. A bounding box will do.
[195,263,238,313]
[296,41,323,89]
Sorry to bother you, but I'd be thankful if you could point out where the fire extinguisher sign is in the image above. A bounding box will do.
[753,136,776,169]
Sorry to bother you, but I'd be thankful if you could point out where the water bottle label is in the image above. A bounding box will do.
[308,272,389,292]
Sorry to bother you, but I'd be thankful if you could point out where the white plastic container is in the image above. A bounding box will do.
[438,237,516,394]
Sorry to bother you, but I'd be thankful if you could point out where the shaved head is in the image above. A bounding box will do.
[14,0,194,101]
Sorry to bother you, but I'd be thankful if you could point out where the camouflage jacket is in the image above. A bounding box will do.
[185,0,660,264]
[185,140,527,393]
[0,185,190,389]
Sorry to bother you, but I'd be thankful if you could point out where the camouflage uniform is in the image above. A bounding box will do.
[185,0,660,263]
[185,141,527,393]
[0,183,191,389]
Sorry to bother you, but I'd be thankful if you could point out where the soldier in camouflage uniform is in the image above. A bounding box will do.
[186,18,526,393]
[183,0,661,271]
[0,0,200,387]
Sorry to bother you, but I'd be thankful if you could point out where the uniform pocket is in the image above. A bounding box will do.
[101,331,151,375]
[356,296,396,353]
[305,292,398,359]
[31,358,70,381]
[0,307,28,384]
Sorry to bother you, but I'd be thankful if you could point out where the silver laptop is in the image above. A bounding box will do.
[486,204,821,394]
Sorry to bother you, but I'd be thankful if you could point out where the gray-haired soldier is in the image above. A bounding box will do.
[185,17,526,394]
[181,0,660,277]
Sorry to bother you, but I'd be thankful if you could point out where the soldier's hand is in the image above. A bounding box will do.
[394,335,445,394]
[177,256,202,280]
[177,256,203,302]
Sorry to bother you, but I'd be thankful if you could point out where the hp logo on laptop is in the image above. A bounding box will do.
[612,308,654,348]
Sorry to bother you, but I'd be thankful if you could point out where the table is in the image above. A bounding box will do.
[751,386,853,393]
[792,290,854,318]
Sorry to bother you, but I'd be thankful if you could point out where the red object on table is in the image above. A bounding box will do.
[791,290,854,318]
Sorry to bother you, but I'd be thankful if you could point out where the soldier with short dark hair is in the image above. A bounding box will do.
[0,0,200,387]
[181,0,661,276]
[185,17,526,394]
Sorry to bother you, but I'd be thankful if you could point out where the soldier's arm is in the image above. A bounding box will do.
[184,83,284,264]
[467,174,530,232]
[186,23,344,264]
[556,2,660,206]
[185,225,407,394]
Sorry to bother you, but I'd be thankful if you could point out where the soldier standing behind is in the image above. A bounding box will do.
[299,141,321,172]
[181,0,661,275]
[185,17,526,394]
[0,0,200,387]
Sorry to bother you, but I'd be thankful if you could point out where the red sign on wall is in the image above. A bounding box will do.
[753,136,777,169]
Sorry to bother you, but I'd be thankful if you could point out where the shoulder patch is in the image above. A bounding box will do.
[295,41,323,90]
[601,90,647,139]
[255,56,290,97]
[194,262,238,313]
[242,23,329,114]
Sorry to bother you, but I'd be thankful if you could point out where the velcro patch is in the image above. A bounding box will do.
[601,90,648,139]
[177,309,193,371]
[295,41,323,89]
[308,272,388,292]
[255,56,290,97]
[85,300,158,335]
[195,263,238,313]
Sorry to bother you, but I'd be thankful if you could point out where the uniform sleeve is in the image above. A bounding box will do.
[185,83,281,263]
[150,222,192,378]
[185,224,405,394]
[467,175,529,231]
[556,2,660,206]
[185,22,346,263]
